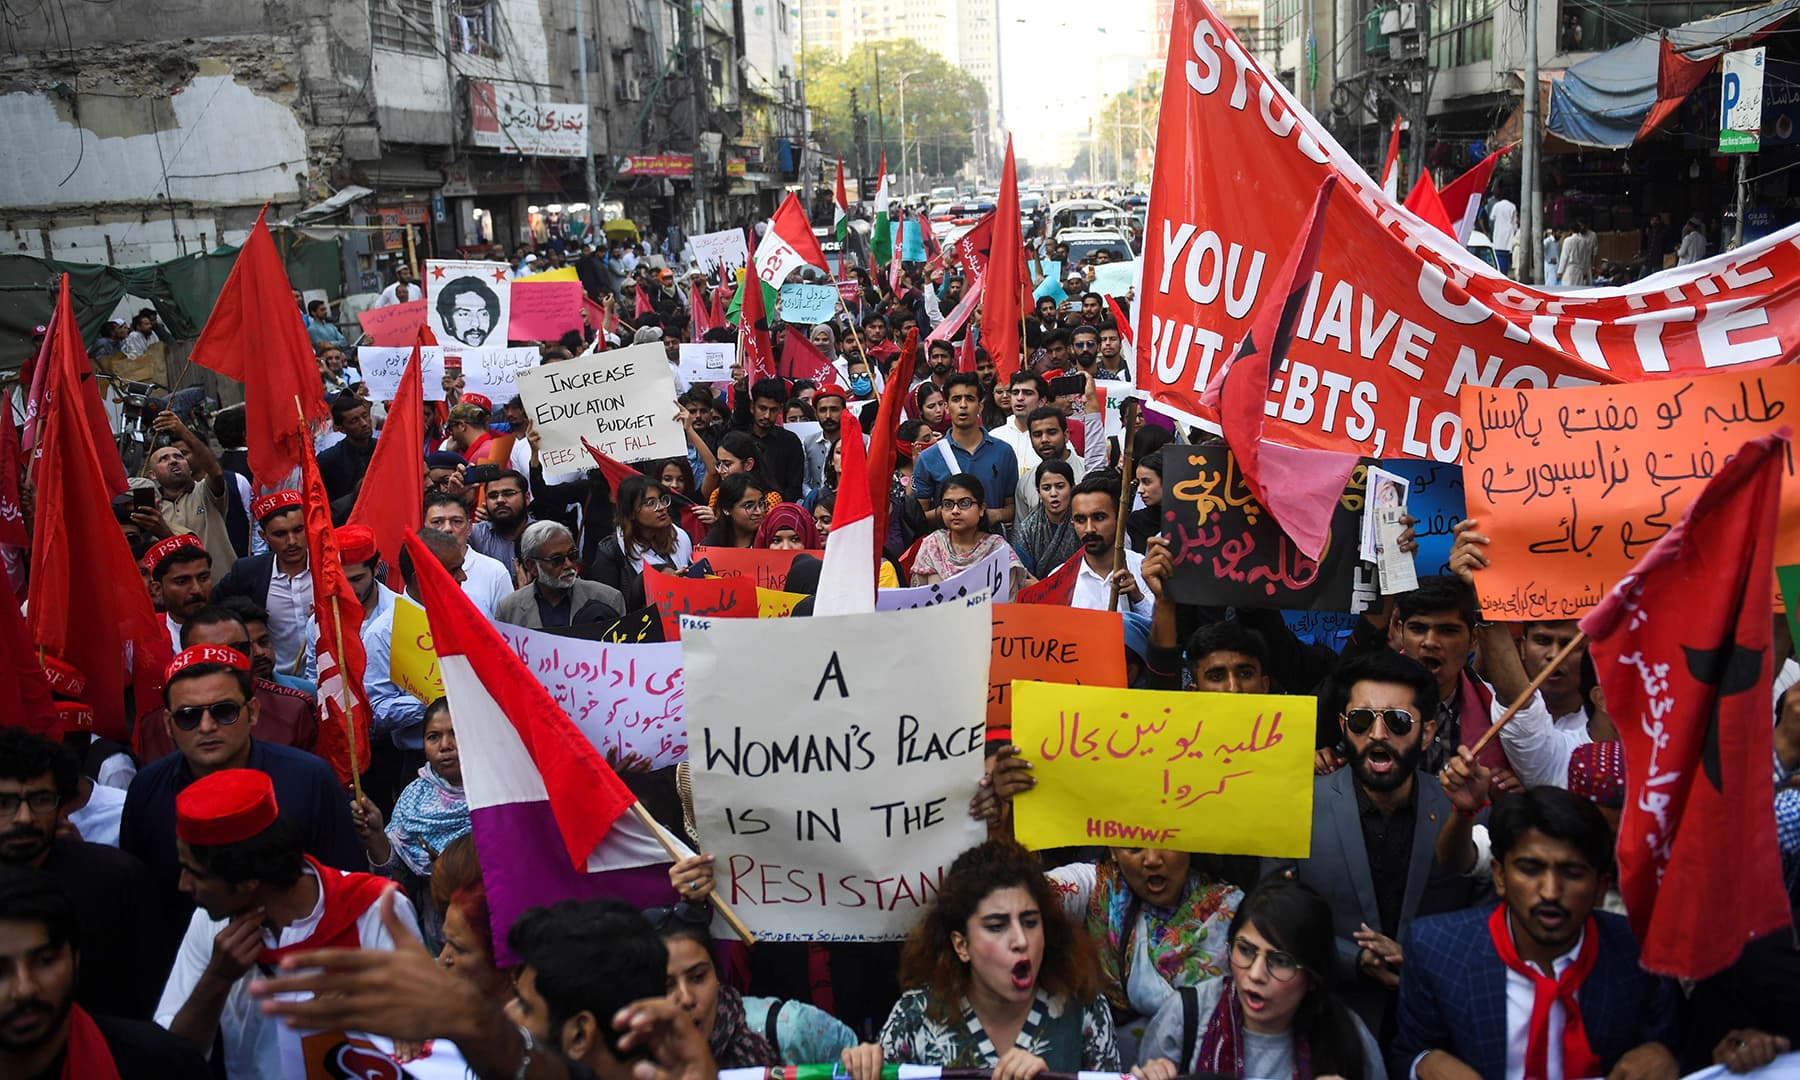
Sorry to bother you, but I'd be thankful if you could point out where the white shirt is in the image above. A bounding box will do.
[374,280,418,308]
[1677,230,1706,266]
[1071,548,1154,618]
[69,781,126,846]
[988,420,1042,506]
[166,613,184,655]
[266,565,314,673]
[461,547,514,617]
[1488,198,1518,250]
[95,751,137,791]
[1497,690,1593,790]
[155,865,416,1080]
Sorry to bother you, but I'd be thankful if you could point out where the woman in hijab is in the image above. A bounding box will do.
[755,502,820,550]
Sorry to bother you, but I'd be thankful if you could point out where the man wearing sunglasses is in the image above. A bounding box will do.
[135,605,319,764]
[497,520,626,630]
[122,646,364,969]
[1264,650,1494,1039]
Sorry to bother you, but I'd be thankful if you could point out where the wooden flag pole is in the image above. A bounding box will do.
[1466,631,1588,758]
[1108,403,1143,611]
[297,396,364,804]
[629,802,757,945]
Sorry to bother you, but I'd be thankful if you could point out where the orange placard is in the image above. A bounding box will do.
[987,603,1128,742]
[1461,367,1800,620]
[692,546,825,591]
[356,299,426,345]
[642,564,757,639]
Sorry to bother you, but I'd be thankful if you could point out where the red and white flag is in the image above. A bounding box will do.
[927,276,984,344]
[1579,432,1794,980]
[739,240,777,385]
[1403,168,1457,238]
[814,410,876,615]
[752,192,831,289]
[1439,145,1508,244]
[404,532,683,965]
[299,433,372,788]
[1200,176,1357,561]
[1379,117,1404,201]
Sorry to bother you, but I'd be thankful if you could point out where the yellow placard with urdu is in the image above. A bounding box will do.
[755,587,807,618]
[1010,682,1315,858]
[389,596,444,702]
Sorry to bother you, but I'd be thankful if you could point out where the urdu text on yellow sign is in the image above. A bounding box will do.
[1010,682,1315,858]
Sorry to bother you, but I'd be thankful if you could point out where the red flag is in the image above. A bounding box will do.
[1403,169,1457,238]
[951,212,994,280]
[739,236,777,385]
[779,325,837,386]
[957,326,979,374]
[1018,551,1084,605]
[689,279,715,338]
[1578,432,1794,980]
[27,276,168,740]
[300,432,373,788]
[1439,145,1510,244]
[1201,176,1357,561]
[865,328,918,565]
[0,589,56,734]
[580,439,704,539]
[189,208,329,485]
[985,138,1026,383]
[634,280,655,319]
[1380,117,1404,201]
[711,283,729,329]
[928,276,984,344]
[346,339,425,580]
[1105,295,1135,345]
[0,392,26,549]
[888,208,906,294]
[919,212,944,269]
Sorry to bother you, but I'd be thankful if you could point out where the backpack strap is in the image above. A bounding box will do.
[1179,984,1200,1072]
[764,998,784,1052]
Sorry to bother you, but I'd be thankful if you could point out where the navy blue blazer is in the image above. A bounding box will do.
[212,550,275,609]
[1391,905,1678,1079]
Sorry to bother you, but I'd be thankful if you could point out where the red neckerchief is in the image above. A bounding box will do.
[1486,903,1601,1080]
[258,856,391,966]
[61,1004,121,1080]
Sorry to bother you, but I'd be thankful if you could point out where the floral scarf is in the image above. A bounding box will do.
[1086,860,1238,1014]
[1196,978,1313,1079]
[909,530,1016,586]
[385,765,471,876]
[709,984,778,1068]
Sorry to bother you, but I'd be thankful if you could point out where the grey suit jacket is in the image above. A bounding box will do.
[494,579,627,630]
[1261,767,1490,1034]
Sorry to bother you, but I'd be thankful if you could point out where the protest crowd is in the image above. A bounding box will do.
[8,6,1800,1080]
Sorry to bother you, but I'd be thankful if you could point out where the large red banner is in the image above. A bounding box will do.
[1137,0,1800,460]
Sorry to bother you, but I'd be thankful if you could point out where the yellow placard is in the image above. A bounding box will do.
[516,266,580,283]
[1010,682,1315,858]
[389,596,444,702]
[755,587,807,617]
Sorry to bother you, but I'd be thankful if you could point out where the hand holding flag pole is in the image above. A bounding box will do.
[628,803,756,944]
[1108,404,1143,611]
[1461,631,1588,759]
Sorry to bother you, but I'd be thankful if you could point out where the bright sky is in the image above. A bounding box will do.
[997,0,1157,169]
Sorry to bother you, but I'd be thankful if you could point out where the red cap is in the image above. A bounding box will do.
[176,769,280,847]
[460,392,494,414]
[336,524,378,564]
[165,645,251,684]
[249,490,303,523]
[39,654,86,700]
[143,534,207,573]
[813,383,849,404]
[52,702,96,735]
[1568,740,1626,808]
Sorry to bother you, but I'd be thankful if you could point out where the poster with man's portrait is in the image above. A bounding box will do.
[426,260,512,348]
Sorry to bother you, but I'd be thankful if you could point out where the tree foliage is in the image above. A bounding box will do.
[804,39,987,182]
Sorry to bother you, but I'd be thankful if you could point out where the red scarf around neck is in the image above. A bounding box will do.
[259,855,392,966]
[1486,903,1601,1080]
[61,1004,121,1080]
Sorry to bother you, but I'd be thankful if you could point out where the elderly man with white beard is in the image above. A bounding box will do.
[495,521,627,630]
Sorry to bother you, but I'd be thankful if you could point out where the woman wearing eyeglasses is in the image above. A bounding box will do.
[1134,879,1385,1080]
[840,840,1119,1080]
[586,473,694,606]
[700,473,770,549]
[907,473,1031,592]
[647,902,857,1068]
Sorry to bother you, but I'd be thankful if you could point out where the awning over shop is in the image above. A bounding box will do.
[1547,0,1799,148]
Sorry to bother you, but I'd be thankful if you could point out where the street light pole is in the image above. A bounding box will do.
[895,68,924,196]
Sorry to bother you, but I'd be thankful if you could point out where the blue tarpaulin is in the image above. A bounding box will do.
[1547,0,1799,148]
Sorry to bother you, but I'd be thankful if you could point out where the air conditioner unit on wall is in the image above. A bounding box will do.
[622,77,644,101]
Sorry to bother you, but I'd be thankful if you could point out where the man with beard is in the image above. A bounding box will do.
[0,731,164,1019]
[732,378,806,503]
[921,339,956,393]
[497,521,625,629]
[1265,650,1492,1038]
[122,645,363,972]
[146,411,237,577]
[155,768,412,1078]
[145,535,215,654]
[1067,475,1151,617]
[1392,788,1680,1080]
[803,384,850,495]
[469,469,533,572]
[137,606,318,762]
[1095,320,1128,380]
[316,393,378,513]
[424,491,516,615]
[0,867,207,1078]
[213,491,312,672]
[217,596,316,696]
[1344,575,1515,778]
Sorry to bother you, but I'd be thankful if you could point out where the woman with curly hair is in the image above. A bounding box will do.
[840,840,1119,1080]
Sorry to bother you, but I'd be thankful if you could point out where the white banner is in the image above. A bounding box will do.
[357,346,446,402]
[426,260,511,349]
[468,80,588,158]
[515,341,686,471]
[875,547,1015,610]
[452,346,541,403]
[495,624,687,768]
[684,600,991,940]
[677,342,734,384]
[690,228,750,278]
